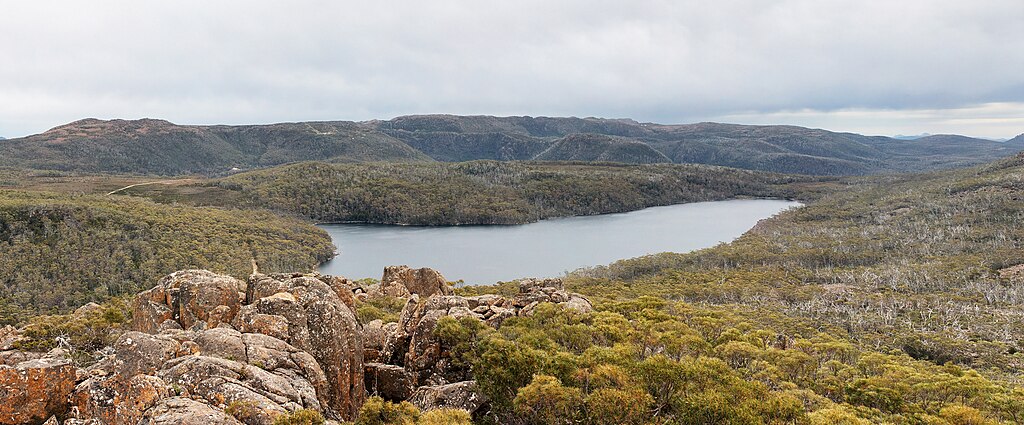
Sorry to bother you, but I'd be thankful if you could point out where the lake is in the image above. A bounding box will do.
[318,199,800,284]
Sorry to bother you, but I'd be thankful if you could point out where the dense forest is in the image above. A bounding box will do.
[0,189,333,323]
[191,161,826,225]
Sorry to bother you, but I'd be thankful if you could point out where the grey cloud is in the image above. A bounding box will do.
[0,0,1022,137]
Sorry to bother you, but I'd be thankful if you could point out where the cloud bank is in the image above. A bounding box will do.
[1,0,1022,138]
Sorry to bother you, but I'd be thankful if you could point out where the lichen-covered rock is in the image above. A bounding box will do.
[514,278,592,315]
[194,328,248,362]
[132,285,175,334]
[0,358,77,424]
[365,363,414,401]
[409,381,487,414]
[247,273,365,419]
[0,349,44,366]
[159,356,296,424]
[562,294,594,314]
[112,331,181,377]
[132,270,243,333]
[382,266,453,298]
[232,305,291,341]
[138,397,243,425]
[363,320,399,363]
[394,295,481,385]
[376,280,413,299]
[71,374,173,425]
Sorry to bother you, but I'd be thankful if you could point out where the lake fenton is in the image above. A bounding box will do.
[318,199,800,284]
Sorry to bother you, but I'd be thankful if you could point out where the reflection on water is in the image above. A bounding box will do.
[318,199,800,284]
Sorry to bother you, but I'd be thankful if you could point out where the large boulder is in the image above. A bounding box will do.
[363,320,398,363]
[409,381,487,414]
[515,278,593,315]
[382,266,453,298]
[112,331,181,377]
[0,358,77,424]
[232,306,290,341]
[247,273,365,419]
[393,295,479,386]
[138,397,243,425]
[132,270,243,332]
[158,327,331,415]
[71,374,174,425]
[365,363,414,401]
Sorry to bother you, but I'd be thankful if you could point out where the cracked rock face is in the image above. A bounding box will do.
[138,397,244,425]
[246,273,365,419]
[0,358,77,424]
[65,270,366,424]
[381,265,453,298]
[131,270,244,334]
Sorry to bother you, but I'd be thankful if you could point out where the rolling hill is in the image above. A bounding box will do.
[0,118,430,175]
[532,133,672,164]
[1,116,1020,176]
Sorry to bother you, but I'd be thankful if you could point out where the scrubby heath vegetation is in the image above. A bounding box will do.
[6,154,1024,423]
[410,156,1024,424]
[419,296,1024,424]
[0,189,333,323]
[198,160,828,225]
[0,167,172,195]
[3,115,1021,176]
[566,153,1024,377]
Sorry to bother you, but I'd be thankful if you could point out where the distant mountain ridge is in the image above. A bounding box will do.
[0,115,1020,176]
[1007,133,1024,146]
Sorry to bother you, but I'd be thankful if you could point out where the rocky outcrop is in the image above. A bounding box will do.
[132,270,244,333]
[64,270,364,424]
[0,266,593,424]
[366,273,590,417]
[138,397,244,425]
[0,358,77,424]
[401,296,474,385]
[71,374,173,425]
[246,273,365,419]
[380,265,453,298]
[514,278,594,315]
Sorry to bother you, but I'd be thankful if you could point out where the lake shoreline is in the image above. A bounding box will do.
[313,195,803,228]
[317,199,802,284]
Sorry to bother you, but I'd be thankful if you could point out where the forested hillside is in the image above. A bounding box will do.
[424,153,1024,424]
[533,134,672,164]
[196,161,822,225]
[0,118,430,175]
[573,152,1024,377]
[0,190,333,322]
[2,116,1020,176]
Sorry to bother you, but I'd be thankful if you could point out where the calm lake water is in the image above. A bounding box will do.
[318,199,800,284]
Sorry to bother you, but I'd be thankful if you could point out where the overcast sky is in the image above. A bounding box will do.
[1,1,1022,138]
